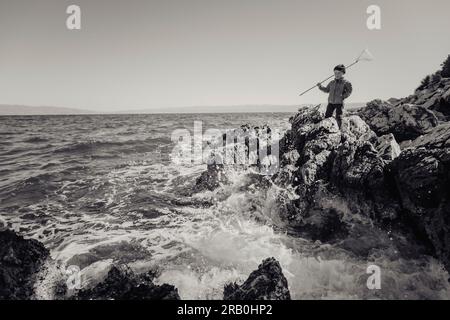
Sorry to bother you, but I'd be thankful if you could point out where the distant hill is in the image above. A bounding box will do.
[0,105,94,115]
[0,103,366,115]
[118,105,301,114]
[116,103,365,114]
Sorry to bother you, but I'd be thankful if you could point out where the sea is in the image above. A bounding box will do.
[1,113,449,299]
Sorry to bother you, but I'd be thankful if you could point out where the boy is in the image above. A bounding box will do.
[317,64,353,128]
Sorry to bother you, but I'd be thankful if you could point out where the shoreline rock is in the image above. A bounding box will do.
[223,258,291,300]
[0,229,181,300]
[0,230,293,301]
[73,265,180,300]
[0,229,49,300]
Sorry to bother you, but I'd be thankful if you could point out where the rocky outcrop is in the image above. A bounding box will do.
[280,95,450,271]
[389,123,450,270]
[279,106,401,242]
[404,77,450,121]
[223,258,291,300]
[193,124,280,192]
[358,100,439,142]
[358,78,450,142]
[73,265,180,300]
[0,229,50,300]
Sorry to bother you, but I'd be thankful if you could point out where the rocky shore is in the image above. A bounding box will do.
[1,60,449,300]
[0,229,290,300]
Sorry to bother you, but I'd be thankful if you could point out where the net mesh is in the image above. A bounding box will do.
[356,49,374,62]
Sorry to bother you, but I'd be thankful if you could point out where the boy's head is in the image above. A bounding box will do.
[334,64,346,79]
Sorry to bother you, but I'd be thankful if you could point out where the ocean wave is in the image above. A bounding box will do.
[22,136,49,143]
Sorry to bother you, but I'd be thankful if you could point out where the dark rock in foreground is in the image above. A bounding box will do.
[223,258,291,300]
[73,265,180,300]
[0,229,49,300]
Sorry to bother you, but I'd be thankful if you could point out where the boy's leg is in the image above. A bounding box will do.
[325,104,335,118]
[335,104,343,128]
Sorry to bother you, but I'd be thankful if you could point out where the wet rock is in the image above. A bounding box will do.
[193,164,227,192]
[0,229,49,300]
[358,100,439,142]
[294,205,349,242]
[73,265,180,300]
[66,241,151,270]
[193,123,280,192]
[339,224,391,257]
[223,258,291,300]
[389,123,450,270]
[281,181,350,242]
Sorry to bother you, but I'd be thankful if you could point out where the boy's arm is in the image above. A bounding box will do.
[343,81,353,99]
[317,81,331,93]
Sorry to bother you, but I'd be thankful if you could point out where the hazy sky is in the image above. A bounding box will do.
[1,0,450,112]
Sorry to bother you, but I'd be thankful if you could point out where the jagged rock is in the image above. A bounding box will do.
[287,181,350,242]
[282,180,349,242]
[278,106,404,242]
[223,258,291,300]
[193,123,280,192]
[0,229,49,300]
[193,164,227,192]
[374,133,401,161]
[290,105,324,133]
[73,265,180,300]
[390,123,450,270]
[279,119,431,255]
[340,115,378,143]
[297,117,341,185]
[331,139,399,221]
[359,99,439,142]
[407,78,450,121]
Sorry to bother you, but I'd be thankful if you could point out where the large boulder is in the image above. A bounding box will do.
[73,265,180,300]
[223,258,291,300]
[389,123,450,270]
[359,100,439,142]
[0,229,50,300]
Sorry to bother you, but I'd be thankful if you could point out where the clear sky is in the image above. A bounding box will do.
[1,0,449,112]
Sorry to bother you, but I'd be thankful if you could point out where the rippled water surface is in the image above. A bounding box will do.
[1,113,449,299]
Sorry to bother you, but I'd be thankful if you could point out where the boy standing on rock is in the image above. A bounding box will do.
[317,64,353,128]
